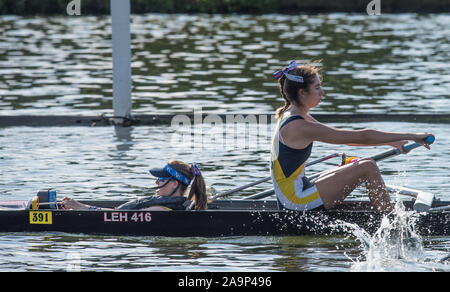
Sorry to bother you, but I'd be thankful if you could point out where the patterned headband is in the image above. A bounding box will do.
[190,163,202,177]
[164,164,191,185]
[273,60,304,83]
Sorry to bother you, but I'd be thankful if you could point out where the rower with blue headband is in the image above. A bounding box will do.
[61,160,208,211]
[149,162,202,191]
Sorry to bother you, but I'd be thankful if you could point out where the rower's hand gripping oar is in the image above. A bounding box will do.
[310,135,435,182]
[367,135,435,163]
[245,136,435,201]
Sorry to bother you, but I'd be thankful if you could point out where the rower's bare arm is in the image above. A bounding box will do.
[298,121,425,146]
[282,119,433,149]
[307,115,397,147]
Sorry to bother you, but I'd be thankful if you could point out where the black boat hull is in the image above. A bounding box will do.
[0,200,449,237]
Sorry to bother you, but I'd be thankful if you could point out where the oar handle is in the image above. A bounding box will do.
[424,135,435,144]
[370,135,435,162]
[402,135,434,153]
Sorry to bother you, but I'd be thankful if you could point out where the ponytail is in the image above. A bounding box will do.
[188,174,207,210]
[168,160,208,210]
[276,76,291,118]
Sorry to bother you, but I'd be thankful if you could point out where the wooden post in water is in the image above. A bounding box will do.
[110,0,132,123]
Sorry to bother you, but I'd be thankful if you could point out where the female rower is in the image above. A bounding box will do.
[271,60,434,212]
[61,160,208,211]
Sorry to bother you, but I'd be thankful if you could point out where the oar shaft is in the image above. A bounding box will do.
[306,152,341,167]
[213,177,271,199]
[312,137,435,182]
[429,205,450,213]
[213,153,339,200]
[244,189,275,200]
[385,184,422,198]
[370,136,435,162]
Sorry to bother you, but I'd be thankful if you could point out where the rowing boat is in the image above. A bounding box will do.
[0,198,449,237]
[1,137,444,237]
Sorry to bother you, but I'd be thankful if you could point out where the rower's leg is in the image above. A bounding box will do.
[315,158,393,211]
[61,197,90,210]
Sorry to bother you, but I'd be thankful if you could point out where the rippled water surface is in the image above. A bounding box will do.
[1,122,449,272]
[0,13,449,115]
[1,122,450,200]
[0,13,449,272]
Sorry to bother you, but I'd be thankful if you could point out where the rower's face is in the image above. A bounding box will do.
[299,74,323,108]
[155,178,178,196]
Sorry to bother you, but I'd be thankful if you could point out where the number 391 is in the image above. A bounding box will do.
[29,211,52,224]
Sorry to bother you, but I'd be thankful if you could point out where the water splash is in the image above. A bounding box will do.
[344,201,426,271]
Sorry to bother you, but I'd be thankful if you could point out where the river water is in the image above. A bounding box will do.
[0,13,449,272]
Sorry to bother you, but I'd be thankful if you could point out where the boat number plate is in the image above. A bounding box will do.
[103,212,152,223]
[29,211,52,224]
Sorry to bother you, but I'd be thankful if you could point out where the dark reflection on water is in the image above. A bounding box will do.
[1,14,449,115]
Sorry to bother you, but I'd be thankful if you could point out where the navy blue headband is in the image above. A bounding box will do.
[164,164,191,185]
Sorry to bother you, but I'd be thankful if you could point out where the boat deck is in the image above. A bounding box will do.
[79,199,416,212]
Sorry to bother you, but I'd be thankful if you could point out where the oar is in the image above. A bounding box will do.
[212,153,340,200]
[309,135,435,183]
[429,205,450,213]
[386,184,435,212]
[367,135,434,162]
[245,136,435,200]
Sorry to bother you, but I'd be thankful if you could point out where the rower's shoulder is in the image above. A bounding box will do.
[282,117,333,140]
[305,113,320,123]
[281,117,315,138]
[285,115,321,127]
[282,112,319,123]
